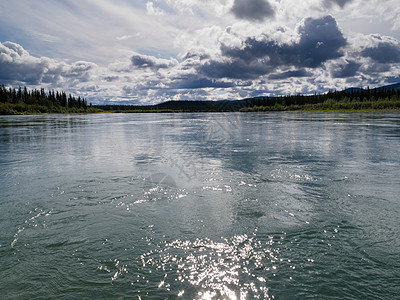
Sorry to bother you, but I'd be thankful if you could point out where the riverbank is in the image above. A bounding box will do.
[240,98,400,112]
[2,84,400,115]
[2,88,400,115]
[0,102,102,115]
[3,101,400,115]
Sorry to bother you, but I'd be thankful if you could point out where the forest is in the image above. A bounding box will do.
[99,84,400,112]
[0,85,99,114]
[241,84,400,112]
[1,83,400,114]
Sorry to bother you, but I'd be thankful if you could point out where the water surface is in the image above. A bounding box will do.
[0,112,399,299]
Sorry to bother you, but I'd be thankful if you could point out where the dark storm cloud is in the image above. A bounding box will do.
[171,75,234,89]
[295,15,347,66]
[230,0,275,22]
[0,61,43,84]
[323,0,354,8]
[200,59,274,80]
[131,54,172,70]
[132,55,158,68]
[361,41,400,64]
[199,15,346,79]
[268,69,312,80]
[331,60,361,78]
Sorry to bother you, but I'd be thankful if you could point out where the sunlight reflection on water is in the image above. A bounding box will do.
[139,230,294,299]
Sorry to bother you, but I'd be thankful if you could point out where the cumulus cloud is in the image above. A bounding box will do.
[268,69,312,80]
[230,0,275,22]
[146,2,165,16]
[323,0,354,8]
[296,15,347,65]
[1,6,400,106]
[131,54,177,70]
[0,41,51,84]
[198,15,346,79]
[361,40,400,64]
[171,75,234,89]
[62,61,97,80]
[339,34,400,86]
[0,41,98,91]
[200,59,273,79]
[167,0,233,17]
[330,60,361,78]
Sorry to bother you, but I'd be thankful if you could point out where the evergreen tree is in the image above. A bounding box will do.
[23,86,28,103]
[61,92,67,107]
[12,88,17,104]
[17,86,22,101]
[0,85,7,103]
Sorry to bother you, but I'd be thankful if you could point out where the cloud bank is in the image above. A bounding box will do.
[199,15,346,80]
[1,0,400,104]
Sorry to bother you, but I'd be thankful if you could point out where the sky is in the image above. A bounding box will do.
[1,0,400,105]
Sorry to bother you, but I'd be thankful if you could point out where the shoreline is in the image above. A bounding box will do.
[1,107,400,116]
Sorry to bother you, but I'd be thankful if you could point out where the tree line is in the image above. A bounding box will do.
[1,83,400,114]
[98,85,400,113]
[0,85,94,114]
[242,86,400,111]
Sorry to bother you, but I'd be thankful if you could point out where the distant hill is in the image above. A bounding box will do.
[3,82,399,114]
[95,82,400,113]
[381,82,400,90]
[151,82,400,112]
[153,99,249,112]
[344,82,400,93]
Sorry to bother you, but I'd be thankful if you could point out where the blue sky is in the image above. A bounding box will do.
[1,0,400,104]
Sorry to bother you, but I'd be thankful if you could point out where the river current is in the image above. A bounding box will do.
[0,112,399,299]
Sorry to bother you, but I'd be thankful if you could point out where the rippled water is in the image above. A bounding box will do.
[0,112,399,299]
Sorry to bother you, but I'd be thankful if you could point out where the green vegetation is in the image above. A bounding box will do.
[0,85,100,114]
[96,100,248,113]
[100,85,400,113]
[240,86,400,112]
[1,84,400,114]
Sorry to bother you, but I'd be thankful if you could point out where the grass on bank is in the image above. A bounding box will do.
[240,97,400,112]
[0,102,102,115]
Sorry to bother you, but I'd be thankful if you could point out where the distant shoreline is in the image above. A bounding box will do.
[2,107,400,116]
[2,84,400,115]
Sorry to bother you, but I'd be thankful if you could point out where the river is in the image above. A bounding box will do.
[0,112,399,299]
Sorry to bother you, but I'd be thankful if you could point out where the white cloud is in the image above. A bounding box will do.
[373,0,400,31]
[146,2,165,15]
[0,0,400,104]
[167,0,234,16]
[116,35,134,41]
